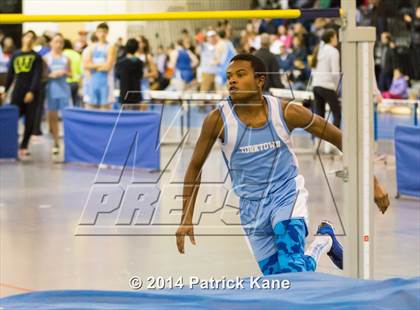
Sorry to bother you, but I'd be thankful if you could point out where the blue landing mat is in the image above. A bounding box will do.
[1,273,419,310]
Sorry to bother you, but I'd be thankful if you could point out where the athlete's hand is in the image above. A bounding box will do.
[56,70,67,77]
[176,222,196,254]
[374,178,390,214]
[96,65,108,72]
[23,92,34,104]
[404,14,412,23]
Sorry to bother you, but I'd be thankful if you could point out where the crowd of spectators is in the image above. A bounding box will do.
[0,0,419,159]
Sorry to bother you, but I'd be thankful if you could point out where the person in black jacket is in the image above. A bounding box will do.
[376,32,397,91]
[404,5,420,80]
[253,33,283,92]
[1,30,42,158]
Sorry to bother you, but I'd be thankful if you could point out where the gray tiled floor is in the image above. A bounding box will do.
[0,132,419,297]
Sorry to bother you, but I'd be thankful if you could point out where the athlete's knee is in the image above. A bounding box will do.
[273,219,307,256]
[258,253,280,275]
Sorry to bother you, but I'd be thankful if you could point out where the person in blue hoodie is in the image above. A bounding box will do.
[381,68,409,99]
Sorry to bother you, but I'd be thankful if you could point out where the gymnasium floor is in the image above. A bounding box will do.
[0,109,419,298]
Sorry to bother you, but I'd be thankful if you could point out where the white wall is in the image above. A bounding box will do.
[22,0,251,48]
[23,0,129,42]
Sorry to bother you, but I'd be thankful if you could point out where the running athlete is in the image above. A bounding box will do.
[176,54,390,274]
[84,23,116,110]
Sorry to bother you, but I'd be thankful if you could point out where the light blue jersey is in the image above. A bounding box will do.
[218,95,333,273]
[91,43,108,82]
[89,43,114,105]
[219,95,309,226]
[45,53,70,110]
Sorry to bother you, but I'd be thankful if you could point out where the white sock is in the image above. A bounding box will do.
[304,236,333,264]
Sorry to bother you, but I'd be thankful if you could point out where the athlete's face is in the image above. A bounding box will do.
[21,32,35,49]
[50,35,64,52]
[330,34,338,47]
[96,28,108,41]
[226,60,265,102]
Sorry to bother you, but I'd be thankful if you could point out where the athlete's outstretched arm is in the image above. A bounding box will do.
[282,101,390,214]
[176,109,224,254]
[282,101,342,150]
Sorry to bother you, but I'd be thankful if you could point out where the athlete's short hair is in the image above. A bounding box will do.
[125,38,139,54]
[97,22,109,32]
[52,33,64,39]
[22,30,37,40]
[63,39,73,50]
[229,54,267,81]
[321,29,337,44]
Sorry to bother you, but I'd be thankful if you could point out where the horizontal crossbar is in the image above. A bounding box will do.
[0,9,342,23]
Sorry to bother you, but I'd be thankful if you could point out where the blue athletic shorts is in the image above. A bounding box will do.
[47,97,69,111]
[89,85,109,105]
[239,192,308,262]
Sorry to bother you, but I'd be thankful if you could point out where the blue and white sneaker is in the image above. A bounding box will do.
[317,221,343,270]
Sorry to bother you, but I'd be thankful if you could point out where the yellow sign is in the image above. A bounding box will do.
[13,55,36,74]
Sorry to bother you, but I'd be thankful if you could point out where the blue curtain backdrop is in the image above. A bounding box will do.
[63,108,160,170]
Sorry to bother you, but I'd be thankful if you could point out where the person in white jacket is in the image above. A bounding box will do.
[311,29,341,128]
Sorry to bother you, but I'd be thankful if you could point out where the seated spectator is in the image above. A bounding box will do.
[293,22,309,49]
[278,24,293,49]
[381,68,409,99]
[276,43,295,74]
[290,59,310,90]
[270,25,293,55]
[292,35,308,63]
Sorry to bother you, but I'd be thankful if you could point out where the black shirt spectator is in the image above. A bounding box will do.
[3,30,42,154]
[404,6,420,79]
[376,33,397,91]
[253,33,283,92]
[5,50,42,101]
[116,38,144,104]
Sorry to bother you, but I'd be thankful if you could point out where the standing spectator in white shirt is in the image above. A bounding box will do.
[311,29,341,128]
[198,31,219,93]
